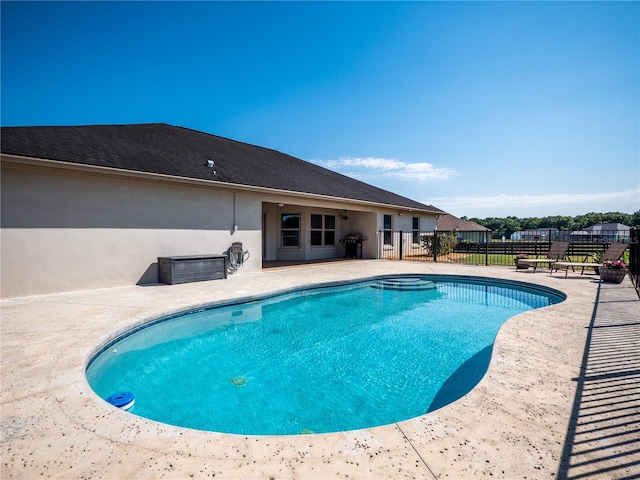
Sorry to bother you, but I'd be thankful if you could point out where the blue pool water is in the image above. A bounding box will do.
[86,276,564,435]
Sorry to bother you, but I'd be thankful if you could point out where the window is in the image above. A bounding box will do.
[281,213,300,247]
[310,214,335,246]
[412,217,420,244]
[383,214,392,245]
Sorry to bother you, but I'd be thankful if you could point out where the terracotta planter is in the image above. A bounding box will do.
[514,258,529,269]
[599,268,626,284]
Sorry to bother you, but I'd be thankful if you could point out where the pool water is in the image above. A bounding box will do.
[86,276,563,435]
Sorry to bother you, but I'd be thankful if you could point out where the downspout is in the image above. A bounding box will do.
[232,192,238,232]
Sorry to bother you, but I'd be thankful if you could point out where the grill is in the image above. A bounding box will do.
[340,235,364,258]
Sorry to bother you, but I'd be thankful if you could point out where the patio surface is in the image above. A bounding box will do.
[1,260,638,479]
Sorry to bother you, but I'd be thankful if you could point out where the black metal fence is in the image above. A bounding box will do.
[378,228,635,277]
[630,226,639,293]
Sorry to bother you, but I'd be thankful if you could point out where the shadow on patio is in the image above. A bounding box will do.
[262,258,362,269]
[558,281,640,479]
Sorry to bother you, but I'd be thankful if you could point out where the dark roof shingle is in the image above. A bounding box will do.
[437,214,491,232]
[1,123,443,213]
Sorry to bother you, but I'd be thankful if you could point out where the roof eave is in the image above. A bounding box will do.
[1,154,441,215]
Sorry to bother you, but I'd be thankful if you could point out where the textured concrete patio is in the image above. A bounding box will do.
[2,261,638,479]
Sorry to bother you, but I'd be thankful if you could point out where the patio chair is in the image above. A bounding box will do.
[550,242,629,278]
[517,241,570,272]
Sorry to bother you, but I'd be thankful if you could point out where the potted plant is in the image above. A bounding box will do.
[599,260,627,284]
[514,253,529,269]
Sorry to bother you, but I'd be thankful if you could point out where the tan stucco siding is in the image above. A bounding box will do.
[1,164,262,298]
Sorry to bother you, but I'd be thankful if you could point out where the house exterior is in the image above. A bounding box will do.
[436,214,492,241]
[571,223,631,242]
[1,123,444,298]
[510,228,564,241]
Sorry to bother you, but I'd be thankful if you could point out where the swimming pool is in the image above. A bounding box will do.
[86,275,564,435]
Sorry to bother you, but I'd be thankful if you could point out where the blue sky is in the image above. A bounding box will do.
[2,1,638,218]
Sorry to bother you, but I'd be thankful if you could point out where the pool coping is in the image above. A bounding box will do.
[0,261,632,479]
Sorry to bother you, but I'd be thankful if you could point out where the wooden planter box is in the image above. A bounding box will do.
[158,255,227,285]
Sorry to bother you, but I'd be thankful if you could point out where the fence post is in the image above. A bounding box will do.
[630,226,639,292]
[484,231,489,266]
[399,231,403,261]
[433,231,438,263]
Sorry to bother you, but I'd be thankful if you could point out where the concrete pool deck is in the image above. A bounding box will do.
[1,261,638,479]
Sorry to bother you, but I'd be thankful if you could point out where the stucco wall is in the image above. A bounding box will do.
[383,212,438,233]
[1,164,262,298]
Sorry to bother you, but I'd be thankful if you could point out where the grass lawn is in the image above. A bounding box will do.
[451,253,600,267]
[393,249,628,268]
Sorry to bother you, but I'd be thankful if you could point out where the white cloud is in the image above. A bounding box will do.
[314,157,457,181]
[426,189,640,218]
[329,157,405,170]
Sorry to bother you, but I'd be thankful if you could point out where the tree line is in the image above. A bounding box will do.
[461,211,640,239]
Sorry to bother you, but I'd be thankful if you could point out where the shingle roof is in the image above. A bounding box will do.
[437,214,491,232]
[584,223,631,232]
[0,123,444,213]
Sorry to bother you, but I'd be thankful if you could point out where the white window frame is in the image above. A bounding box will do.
[280,213,301,248]
[310,214,336,247]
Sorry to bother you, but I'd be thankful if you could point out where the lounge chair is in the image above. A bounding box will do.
[517,241,570,272]
[551,242,629,278]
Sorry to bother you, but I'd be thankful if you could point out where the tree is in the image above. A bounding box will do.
[470,211,635,233]
[522,217,541,230]
[502,217,522,238]
[556,216,575,231]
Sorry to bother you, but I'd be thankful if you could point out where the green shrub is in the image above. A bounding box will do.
[420,231,458,256]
